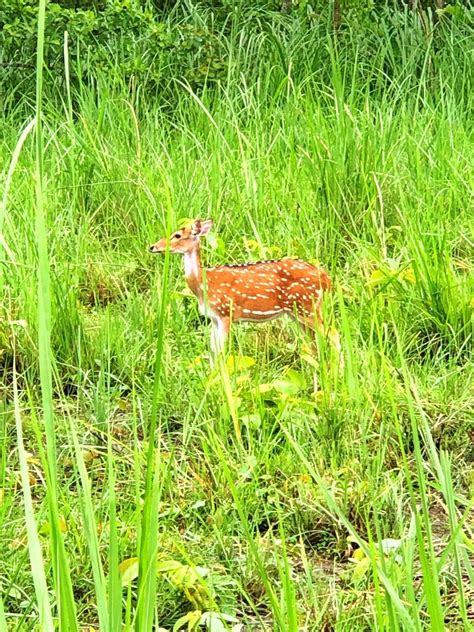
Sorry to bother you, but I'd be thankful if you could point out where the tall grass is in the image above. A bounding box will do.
[0,4,472,631]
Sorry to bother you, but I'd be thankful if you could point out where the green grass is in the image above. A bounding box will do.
[0,5,473,631]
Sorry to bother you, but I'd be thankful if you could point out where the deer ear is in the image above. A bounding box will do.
[191,218,213,238]
[191,219,202,237]
[199,219,214,235]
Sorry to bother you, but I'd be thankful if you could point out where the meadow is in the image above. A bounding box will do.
[0,3,473,630]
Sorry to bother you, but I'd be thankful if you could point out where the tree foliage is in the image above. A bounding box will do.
[0,0,472,102]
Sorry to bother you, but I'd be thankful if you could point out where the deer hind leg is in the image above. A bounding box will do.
[296,301,343,368]
[294,311,322,392]
[295,295,325,337]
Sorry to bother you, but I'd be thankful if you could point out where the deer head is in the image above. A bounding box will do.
[149,219,214,254]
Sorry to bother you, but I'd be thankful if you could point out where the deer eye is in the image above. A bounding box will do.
[173,232,182,239]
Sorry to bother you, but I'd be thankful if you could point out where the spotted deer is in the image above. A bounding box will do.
[149,219,340,358]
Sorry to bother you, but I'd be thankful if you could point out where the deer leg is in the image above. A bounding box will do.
[292,311,320,392]
[295,298,324,337]
[210,322,221,356]
[296,313,322,358]
[210,316,230,355]
[297,311,343,369]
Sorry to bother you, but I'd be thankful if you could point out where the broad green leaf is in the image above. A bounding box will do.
[285,368,307,389]
[379,538,403,555]
[257,383,274,393]
[119,557,139,587]
[191,499,206,510]
[156,560,184,574]
[39,517,67,535]
[352,548,366,562]
[173,610,201,632]
[238,455,258,479]
[271,379,301,395]
[206,232,218,250]
[226,355,256,372]
[367,268,389,287]
[352,556,371,582]
[241,414,262,429]
[200,612,226,632]
[437,4,466,18]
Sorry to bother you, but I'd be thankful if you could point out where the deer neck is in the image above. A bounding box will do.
[183,245,203,300]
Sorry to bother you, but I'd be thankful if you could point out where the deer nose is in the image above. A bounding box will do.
[149,245,155,252]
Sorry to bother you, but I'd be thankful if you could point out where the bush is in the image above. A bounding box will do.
[0,0,228,102]
[1,0,472,107]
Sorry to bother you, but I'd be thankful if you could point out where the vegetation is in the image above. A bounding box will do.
[0,0,473,630]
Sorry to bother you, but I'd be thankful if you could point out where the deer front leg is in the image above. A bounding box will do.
[210,316,230,356]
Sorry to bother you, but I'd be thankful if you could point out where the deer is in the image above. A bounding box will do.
[149,219,341,361]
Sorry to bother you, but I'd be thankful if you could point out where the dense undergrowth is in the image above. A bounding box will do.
[0,2,473,630]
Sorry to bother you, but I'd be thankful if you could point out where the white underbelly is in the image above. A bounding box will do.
[239,310,286,323]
